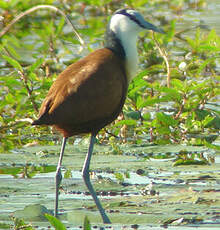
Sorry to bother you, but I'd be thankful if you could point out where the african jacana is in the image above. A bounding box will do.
[32,8,164,224]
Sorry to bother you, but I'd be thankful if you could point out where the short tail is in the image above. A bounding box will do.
[31,114,53,125]
[31,119,42,125]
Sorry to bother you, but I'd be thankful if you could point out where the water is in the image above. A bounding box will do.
[0,2,220,229]
[0,142,219,229]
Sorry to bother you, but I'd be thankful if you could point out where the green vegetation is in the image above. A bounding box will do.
[0,1,219,228]
[45,214,67,230]
[0,0,219,156]
[9,215,91,230]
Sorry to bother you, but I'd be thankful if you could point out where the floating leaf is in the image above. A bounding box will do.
[115,172,124,182]
[173,159,208,166]
[64,168,72,179]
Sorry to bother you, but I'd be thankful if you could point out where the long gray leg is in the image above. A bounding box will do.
[82,134,111,224]
[55,137,67,217]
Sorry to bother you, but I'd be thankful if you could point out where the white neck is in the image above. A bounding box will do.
[120,32,138,82]
[110,14,142,82]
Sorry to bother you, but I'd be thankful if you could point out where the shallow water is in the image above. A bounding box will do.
[0,1,220,229]
[0,142,219,229]
[175,0,220,35]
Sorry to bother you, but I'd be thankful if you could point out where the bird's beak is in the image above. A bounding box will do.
[142,20,165,34]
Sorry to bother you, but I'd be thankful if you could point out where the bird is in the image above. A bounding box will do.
[32,8,164,224]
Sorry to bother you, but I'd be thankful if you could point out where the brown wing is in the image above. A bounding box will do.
[33,48,127,136]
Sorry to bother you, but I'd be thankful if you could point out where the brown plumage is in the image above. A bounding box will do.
[33,48,127,136]
[32,8,164,224]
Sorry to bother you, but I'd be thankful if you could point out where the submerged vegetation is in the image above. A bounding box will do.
[0,0,219,153]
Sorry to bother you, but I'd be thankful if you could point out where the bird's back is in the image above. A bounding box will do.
[32,48,128,137]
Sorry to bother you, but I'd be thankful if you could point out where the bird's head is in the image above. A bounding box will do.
[109,8,164,35]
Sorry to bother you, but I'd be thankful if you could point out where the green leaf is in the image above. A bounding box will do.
[171,78,184,90]
[203,141,220,151]
[28,72,37,80]
[114,119,137,126]
[142,112,151,120]
[5,93,14,104]
[2,55,23,72]
[173,159,208,166]
[64,169,72,179]
[56,16,65,36]
[197,57,215,74]
[13,218,34,230]
[186,37,196,49]
[83,216,91,230]
[4,43,21,59]
[138,97,159,108]
[156,112,178,126]
[28,58,44,73]
[0,1,8,8]
[160,86,182,101]
[125,111,141,120]
[114,172,124,182]
[45,214,67,230]
[45,20,54,35]
[136,95,144,108]
[203,115,214,127]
